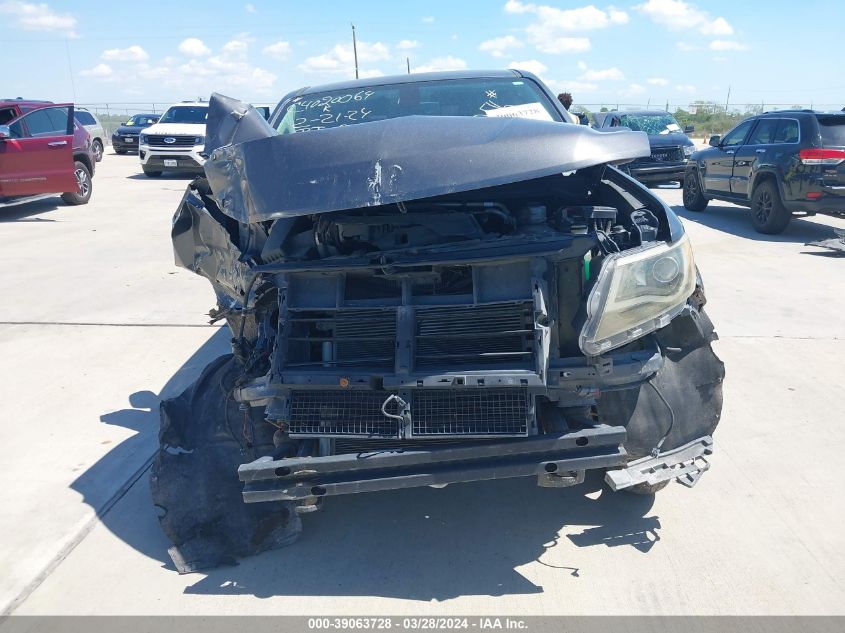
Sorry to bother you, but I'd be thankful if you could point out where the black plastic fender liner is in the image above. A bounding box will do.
[150,355,302,573]
[595,307,725,460]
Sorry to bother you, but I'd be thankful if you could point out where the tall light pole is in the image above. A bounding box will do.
[406,57,410,74]
[351,23,359,79]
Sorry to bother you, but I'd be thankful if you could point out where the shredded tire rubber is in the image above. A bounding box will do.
[150,354,302,573]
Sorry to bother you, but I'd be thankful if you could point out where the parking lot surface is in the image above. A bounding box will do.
[1,154,844,615]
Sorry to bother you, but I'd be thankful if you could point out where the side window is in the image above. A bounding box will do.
[747,118,779,145]
[11,109,54,138]
[774,119,800,144]
[44,108,70,134]
[0,107,17,125]
[721,119,754,147]
[74,111,96,125]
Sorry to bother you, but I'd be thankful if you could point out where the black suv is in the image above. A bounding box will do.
[683,110,845,234]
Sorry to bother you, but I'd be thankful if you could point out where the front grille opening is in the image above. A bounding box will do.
[285,308,396,369]
[412,265,473,297]
[288,390,399,436]
[415,302,534,368]
[411,388,530,436]
[344,274,402,301]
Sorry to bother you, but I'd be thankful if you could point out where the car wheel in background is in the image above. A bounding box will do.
[92,140,104,162]
[750,180,791,234]
[61,161,92,205]
[114,148,127,155]
[682,170,709,212]
[142,166,163,177]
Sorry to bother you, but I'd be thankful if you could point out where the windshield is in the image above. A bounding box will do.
[158,106,208,125]
[275,77,562,134]
[125,114,158,126]
[617,113,683,135]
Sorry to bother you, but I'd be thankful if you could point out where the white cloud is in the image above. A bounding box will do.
[580,66,624,81]
[422,15,434,23]
[676,41,699,51]
[539,37,592,54]
[504,0,533,14]
[178,38,211,57]
[620,83,646,97]
[221,38,249,58]
[546,78,599,94]
[299,41,390,75]
[359,69,385,79]
[507,59,548,77]
[636,0,733,36]
[263,40,291,59]
[397,39,420,50]
[479,35,524,58]
[647,77,669,85]
[504,2,627,54]
[701,16,733,35]
[80,63,113,78]
[244,3,256,12]
[101,45,149,62]
[709,39,748,51]
[0,1,76,33]
[675,83,696,93]
[414,55,467,73]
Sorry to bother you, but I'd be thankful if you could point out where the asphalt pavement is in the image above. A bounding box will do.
[1,154,843,616]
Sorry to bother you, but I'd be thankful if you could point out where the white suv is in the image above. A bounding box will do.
[139,102,208,177]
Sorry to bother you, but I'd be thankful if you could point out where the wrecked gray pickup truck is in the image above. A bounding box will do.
[152,76,724,573]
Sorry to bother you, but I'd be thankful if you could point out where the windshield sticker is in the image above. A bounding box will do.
[660,122,682,135]
[484,102,553,122]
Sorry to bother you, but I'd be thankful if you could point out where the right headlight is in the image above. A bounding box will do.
[579,234,696,356]
[139,133,148,144]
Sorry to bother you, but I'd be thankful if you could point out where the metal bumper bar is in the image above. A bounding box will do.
[238,426,628,502]
[604,435,713,491]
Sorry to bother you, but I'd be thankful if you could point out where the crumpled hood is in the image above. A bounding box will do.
[202,92,650,224]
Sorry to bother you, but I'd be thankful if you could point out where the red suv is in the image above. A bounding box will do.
[0,101,95,208]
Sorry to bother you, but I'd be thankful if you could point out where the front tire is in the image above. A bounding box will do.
[114,148,127,155]
[683,169,708,212]
[750,180,791,234]
[61,161,92,205]
[142,166,162,177]
[92,139,104,162]
[624,480,670,495]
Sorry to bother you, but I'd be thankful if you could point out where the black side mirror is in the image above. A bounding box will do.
[684,124,695,134]
[708,135,721,147]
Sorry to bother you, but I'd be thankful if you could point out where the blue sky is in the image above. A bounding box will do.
[2,0,842,110]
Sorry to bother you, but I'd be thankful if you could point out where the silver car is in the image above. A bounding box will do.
[74,108,106,162]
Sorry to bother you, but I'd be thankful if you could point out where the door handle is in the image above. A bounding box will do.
[47,140,68,147]
[725,149,735,155]
[756,148,766,153]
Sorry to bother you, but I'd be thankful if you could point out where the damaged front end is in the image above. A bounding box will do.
[153,93,724,572]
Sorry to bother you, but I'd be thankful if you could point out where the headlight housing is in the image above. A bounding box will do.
[195,135,205,145]
[683,145,694,157]
[579,235,696,356]
[139,133,148,144]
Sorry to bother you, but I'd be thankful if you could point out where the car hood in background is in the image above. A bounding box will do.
[114,125,148,134]
[142,123,205,136]
[647,132,694,148]
[203,92,651,224]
